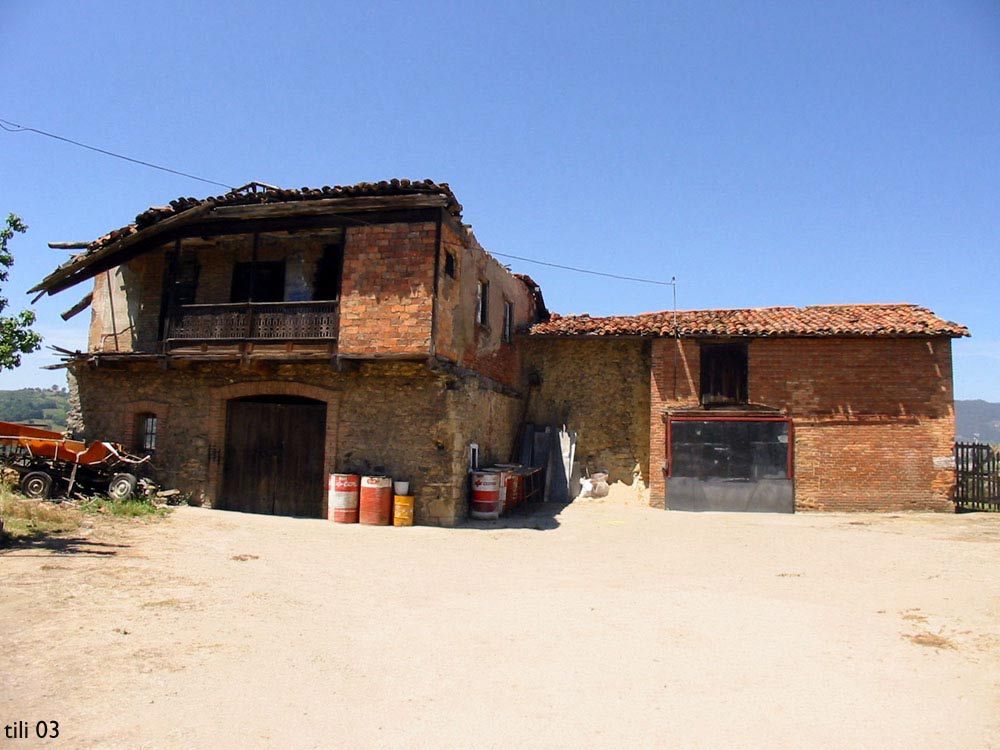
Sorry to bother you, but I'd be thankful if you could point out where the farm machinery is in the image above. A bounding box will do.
[0,421,151,501]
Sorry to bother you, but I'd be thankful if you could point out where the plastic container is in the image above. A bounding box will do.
[393,495,414,526]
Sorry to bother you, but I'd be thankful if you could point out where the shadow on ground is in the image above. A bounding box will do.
[456,499,573,531]
[0,532,128,556]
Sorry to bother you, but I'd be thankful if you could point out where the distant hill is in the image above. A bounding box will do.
[0,388,993,444]
[955,400,1000,444]
[0,387,70,432]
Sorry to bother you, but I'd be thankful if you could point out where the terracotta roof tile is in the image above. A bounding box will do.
[528,304,969,339]
[85,179,461,254]
[34,179,463,295]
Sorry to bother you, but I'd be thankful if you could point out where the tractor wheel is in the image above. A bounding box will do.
[20,470,53,499]
[107,473,138,501]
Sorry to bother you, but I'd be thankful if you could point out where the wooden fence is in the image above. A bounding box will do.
[955,442,1000,511]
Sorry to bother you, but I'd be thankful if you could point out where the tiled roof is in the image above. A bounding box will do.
[33,179,463,295]
[137,178,461,227]
[528,304,969,339]
[114,179,461,249]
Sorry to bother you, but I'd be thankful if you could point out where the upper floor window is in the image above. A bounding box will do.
[444,251,456,279]
[136,412,158,454]
[502,300,514,343]
[700,343,748,406]
[231,261,285,303]
[476,280,490,327]
[314,243,344,301]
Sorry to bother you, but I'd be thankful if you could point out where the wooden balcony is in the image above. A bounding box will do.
[165,301,339,356]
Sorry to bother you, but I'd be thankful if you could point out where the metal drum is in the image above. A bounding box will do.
[328,473,360,523]
[359,475,392,525]
[470,471,502,519]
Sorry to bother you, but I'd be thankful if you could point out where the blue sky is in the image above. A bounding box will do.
[1,1,997,398]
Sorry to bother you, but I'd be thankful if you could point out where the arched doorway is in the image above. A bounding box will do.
[220,395,327,517]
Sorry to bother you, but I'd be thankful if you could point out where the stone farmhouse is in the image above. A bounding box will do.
[33,180,969,522]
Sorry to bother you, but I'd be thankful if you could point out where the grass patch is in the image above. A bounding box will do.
[0,486,82,545]
[78,496,169,518]
[0,484,169,548]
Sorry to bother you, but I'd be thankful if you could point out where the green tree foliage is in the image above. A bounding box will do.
[0,214,42,369]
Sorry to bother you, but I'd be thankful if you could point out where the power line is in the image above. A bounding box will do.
[1,117,673,287]
[0,117,234,190]
[491,251,676,287]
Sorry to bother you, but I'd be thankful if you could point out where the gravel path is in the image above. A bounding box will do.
[3,503,999,749]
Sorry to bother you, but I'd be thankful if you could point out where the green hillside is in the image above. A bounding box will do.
[0,387,70,432]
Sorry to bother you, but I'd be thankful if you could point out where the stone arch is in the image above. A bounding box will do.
[205,380,341,508]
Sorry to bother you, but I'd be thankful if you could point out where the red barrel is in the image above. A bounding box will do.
[359,476,392,525]
[328,473,360,523]
[470,471,502,519]
[505,472,524,512]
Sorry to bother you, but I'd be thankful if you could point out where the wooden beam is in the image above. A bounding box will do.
[208,193,448,220]
[60,292,93,321]
[48,241,91,250]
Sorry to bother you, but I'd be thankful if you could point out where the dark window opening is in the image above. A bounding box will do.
[502,300,514,343]
[173,249,200,306]
[231,261,285,303]
[476,280,490,327]
[700,343,748,406]
[136,412,158,454]
[313,243,344,301]
[444,251,456,279]
[669,418,791,480]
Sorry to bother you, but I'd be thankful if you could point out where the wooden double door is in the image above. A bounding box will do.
[220,395,327,517]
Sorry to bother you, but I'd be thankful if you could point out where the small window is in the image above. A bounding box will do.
[444,251,456,279]
[700,343,748,406]
[136,413,158,454]
[502,300,514,343]
[476,280,490,327]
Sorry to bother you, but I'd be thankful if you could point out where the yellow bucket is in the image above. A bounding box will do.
[393,495,414,526]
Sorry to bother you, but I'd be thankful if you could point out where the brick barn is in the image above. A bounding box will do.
[33,180,968,520]
[525,305,969,512]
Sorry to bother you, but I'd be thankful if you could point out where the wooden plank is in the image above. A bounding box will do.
[209,193,448,219]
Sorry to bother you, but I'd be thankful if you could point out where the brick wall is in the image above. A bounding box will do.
[649,336,956,511]
[338,222,437,356]
[88,252,165,353]
[525,338,651,495]
[649,338,701,506]
[433,221,536,389]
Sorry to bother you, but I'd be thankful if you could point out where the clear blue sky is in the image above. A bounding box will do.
[2,1,997,399]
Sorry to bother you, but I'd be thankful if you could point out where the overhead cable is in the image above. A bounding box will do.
[0,117,234,190]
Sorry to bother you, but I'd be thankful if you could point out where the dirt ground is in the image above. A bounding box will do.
[3,501,1000,749]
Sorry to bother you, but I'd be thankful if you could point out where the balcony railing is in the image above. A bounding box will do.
[165,301,339,342]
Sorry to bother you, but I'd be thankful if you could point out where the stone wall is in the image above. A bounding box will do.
[524,338,651,495]
[70,359,522,525]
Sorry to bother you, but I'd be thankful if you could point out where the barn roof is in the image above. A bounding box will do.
[527,303,969,339]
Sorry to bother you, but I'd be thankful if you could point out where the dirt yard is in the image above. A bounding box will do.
[3,501,999,749]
